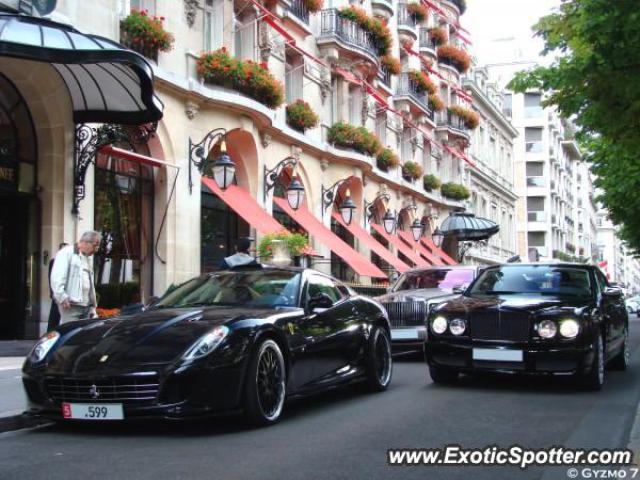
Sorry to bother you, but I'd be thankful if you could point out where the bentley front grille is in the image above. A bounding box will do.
[382,302,428,328]
[45,374,160,405]
[469,310,530,342]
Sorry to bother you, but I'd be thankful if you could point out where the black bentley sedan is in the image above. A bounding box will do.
[22,266,392,425]
[425,263,629,390]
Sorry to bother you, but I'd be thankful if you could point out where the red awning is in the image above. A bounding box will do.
[421,237,457,265]
[335,66,362,85]
[396,230,443,266]
[202,178,286,235]
[274,198,387,279]
[370,224,430,267]
[443,145,476,168]
[99,145,173,169]
[332,212,410,273]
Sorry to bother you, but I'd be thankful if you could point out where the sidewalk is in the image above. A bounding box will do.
[0,340,48,433]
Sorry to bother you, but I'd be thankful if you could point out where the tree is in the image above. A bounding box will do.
[508,0,640,253]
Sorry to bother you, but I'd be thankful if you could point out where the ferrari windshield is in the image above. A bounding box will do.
[392,269,475,292]
[154,270,302,308]
[469,265,592,298]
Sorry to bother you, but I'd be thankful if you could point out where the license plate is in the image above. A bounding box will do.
[62,402,124,420]
[472,348,523,362]
[391,327,426,340]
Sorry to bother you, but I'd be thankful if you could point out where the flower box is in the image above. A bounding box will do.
[380,54,401,75]
[448,105,480,129]
[120,9,174,62]
[408,69,437,95]
[258,231,312,266]
[428,94,445,112]
[339,6,393,56]
[402,161,424,181]
[437,44,471,73]
[428,27,448,46]
[423,174,441,191]
[407,2,428,22]
[327,122,383,156]
[197,48,284,109]
[286,100,319,132]
[377,148,400,171]
[441,182,470,200]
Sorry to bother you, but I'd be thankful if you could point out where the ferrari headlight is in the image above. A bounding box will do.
[559,319,580,339]
[183,326,229,361]
[449,318,466,336]
[29,331,60,363]
[538,320,557,339]
[431,316,448,335]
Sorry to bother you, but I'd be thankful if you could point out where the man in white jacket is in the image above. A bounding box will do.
[50,231,100,324]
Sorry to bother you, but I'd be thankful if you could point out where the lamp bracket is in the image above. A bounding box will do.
[188,128,227,194]
[263,156,298,202]
[321,179,350,218]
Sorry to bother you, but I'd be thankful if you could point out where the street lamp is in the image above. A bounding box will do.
[411,218,423,242]
[322,179,357,225]
[188,127,230,194]
[264,156,306,211]
[211,141,236,191]
[432,227,444,248]
[382,209,396,235]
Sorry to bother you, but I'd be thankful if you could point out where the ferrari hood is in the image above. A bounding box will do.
[44,306,277,375]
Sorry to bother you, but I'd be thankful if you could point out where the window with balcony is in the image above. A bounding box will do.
[235,10,257,61]
[349,85,363,126]
[524,93,543,118]
[131,0,156,15]
[204,0,224,52]
[401,128,413,163]
[285,52,304,104]
[527,196,545,222]
[525,127,543,153]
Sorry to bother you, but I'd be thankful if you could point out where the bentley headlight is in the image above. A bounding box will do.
[559,319,580,339]
[449,318,466,336]
[431,316,448,335]
[183,326,229,361]
[538,320,557,339]
[29,331,60,363]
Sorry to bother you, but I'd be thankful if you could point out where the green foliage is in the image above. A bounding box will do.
[286,100,319,132]
[376,148,400,170]
[327,122,383,156]
[120,9,174,53]
[441,182,470,200]
[423,174,441,191]
[507,0,640,253]
[258,231,311,259]
[402,161,424,181]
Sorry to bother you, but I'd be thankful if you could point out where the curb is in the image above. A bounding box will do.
[0,413,50,433]
[629,400,640,463]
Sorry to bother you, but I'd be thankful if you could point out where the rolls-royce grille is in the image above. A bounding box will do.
[469,310,530,342]
[45,375,160,405]
[383,302,428,328]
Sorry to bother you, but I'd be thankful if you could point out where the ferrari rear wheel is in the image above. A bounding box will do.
[244,339,286,426]
[365,327,393,391]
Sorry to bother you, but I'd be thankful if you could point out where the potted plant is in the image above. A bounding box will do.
[304,0,324,13]
[327,122,383,156]
[380,54,401,75]
[428,94,445,112]
[286,100,320,132]
[448,105,480,129]
[377,148,400,171]
[197,48,284,109]
[402,161,424,181]
[339,6,393,56]
[120,9,174,62]
[258,231,312,266]
[423,174,441,192]
[428,26,448,46]
[406,2,428,22]
[437,44,471,73]
[408,69,437,95]
[441,182,470,200]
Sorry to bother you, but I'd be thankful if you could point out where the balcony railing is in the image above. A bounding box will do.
[396,73,433,116]
[319,9,378,59]
[397,4,417,28]
[437,111,468,135]
[289,0,310,24]
[527,211,546,222]
[378,65,392,87]
[418,28,438,50]
[526,176,545,187]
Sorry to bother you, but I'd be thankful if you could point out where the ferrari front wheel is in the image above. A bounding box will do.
[244,339,286,426]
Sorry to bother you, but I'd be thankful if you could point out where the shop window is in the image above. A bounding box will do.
[331,217,355,281]
[94,150,154,308]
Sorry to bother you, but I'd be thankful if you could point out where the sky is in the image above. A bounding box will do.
[463,0,561,67]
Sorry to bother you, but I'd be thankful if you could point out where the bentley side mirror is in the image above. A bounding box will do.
[603,287,623,298]
[452,284,467,295]
[308,293,334,312]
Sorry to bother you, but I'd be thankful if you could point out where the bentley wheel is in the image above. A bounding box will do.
[365,327,393,391]
[429,367,458,385]
[581,333,604,391]
[244,339,286,426]
[610,327,629,371]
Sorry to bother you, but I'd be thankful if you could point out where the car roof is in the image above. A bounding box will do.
[403,265,481,274]
[484,262,594,269]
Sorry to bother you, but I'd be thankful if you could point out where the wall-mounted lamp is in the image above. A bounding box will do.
[364,193,396,234]
[264,156,305,211]
[188,128,230,194]
[322,179,356,225]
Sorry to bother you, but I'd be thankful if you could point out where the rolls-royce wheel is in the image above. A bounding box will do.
[429,367,459,385]
[244,339,286,426]
[581,333,604,391]
[365,327,393,391]
[609,327,629,371]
